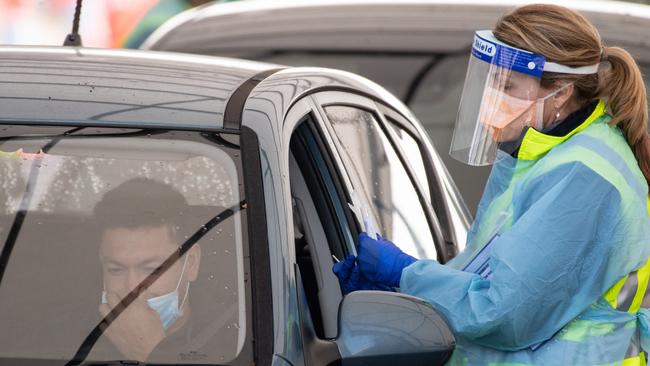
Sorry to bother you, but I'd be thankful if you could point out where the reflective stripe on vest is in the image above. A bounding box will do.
[569,134,648,313]
[622,355,647,366]
[569,132,650,364]
[570,135,646,198]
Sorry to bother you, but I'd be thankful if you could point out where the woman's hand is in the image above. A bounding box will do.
[332,233,417,294]
[356,233,417,287]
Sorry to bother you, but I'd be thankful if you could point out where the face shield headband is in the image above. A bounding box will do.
[449,30,600,166]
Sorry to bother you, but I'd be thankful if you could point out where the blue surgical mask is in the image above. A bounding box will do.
[101,255,190,330]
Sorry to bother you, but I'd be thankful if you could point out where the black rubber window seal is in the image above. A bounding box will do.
[240,126,274,366]
[223,68,285,130]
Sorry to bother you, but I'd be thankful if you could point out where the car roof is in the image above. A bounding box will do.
[0,46,417,132]
[0,46,278,131]
[142,0,650,63]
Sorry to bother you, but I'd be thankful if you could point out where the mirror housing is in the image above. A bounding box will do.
[295,265,455,366]
[335,291,455,366]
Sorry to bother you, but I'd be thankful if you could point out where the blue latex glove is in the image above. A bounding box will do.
[332,255,392,294]
[357,232,417,288]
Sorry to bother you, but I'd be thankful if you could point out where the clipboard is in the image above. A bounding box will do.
[461,218,546,351]
[462,233,498,279]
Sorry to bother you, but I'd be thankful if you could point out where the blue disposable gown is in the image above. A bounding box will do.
[400,146,650,365]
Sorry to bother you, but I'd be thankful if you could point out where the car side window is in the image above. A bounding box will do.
[323,105,437,260]
[385,119,431,203]
[381,108,469,258]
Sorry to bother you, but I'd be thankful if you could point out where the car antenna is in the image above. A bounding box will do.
[63,0,83,46]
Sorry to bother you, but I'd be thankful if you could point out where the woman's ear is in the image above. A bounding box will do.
[553,83,575,110]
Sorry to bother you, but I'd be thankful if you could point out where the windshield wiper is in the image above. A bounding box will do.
[66,201,246,366]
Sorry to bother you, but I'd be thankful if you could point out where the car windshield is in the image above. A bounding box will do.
[0,127,247,365]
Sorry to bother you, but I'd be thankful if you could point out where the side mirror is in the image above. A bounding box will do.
[336,291,455,366]
[295,265,455,366]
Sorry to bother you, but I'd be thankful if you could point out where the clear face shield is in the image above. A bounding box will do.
[450,30,599,166]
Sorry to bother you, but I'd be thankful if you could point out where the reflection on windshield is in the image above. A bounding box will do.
[0,132,245,365]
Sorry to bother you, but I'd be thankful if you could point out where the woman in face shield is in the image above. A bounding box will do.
[333,4,650,365]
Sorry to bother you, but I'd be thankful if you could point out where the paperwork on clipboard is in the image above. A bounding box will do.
[462,233,497,279]
[461,221,545,351]
[462,212,511,279]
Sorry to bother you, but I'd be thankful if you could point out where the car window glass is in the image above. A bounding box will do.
[386,120,431,203]
[0,128,250,365]
[324,106,436,259]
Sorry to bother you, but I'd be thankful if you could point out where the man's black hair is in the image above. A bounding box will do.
[94,178,190,244]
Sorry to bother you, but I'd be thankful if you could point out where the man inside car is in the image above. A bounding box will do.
[94,178,202,362]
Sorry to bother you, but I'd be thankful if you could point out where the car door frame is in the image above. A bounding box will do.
[282,95,360,256]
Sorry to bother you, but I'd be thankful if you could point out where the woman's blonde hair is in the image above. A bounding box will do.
[494,4,650,186]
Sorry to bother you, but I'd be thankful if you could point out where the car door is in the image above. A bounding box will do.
[282,94,456,366]
[310,91,449,262]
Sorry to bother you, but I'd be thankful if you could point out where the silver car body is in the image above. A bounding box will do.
[0,46,462,365]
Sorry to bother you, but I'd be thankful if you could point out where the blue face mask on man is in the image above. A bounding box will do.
[101,255,190,330]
